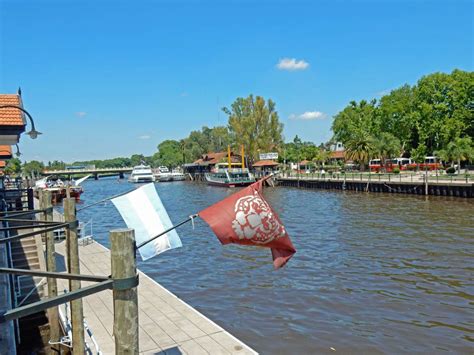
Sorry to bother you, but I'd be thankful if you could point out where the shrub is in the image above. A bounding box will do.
[446,167,456,174]
[392,167,400,174]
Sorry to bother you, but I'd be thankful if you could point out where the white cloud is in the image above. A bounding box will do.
[290,111,326,120]
[76,111,87,117]
[276,58,309,71]
[138,135,151,140]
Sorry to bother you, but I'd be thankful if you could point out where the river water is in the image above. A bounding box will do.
[76,178,473,354]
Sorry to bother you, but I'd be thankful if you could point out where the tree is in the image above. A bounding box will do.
[223,95,284,162]
[153,140,182,167]
[5,158,22,176]
[435,136,474,173]
[332,99,379,145]
[344,131,375,170]
[374,132,402,162]
[312,149,331,166]
[23,160,45,178]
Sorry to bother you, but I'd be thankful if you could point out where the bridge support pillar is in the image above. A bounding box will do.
[119,172,124,179]
[94,173,99,180]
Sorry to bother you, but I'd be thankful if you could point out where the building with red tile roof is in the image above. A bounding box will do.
[0,145,13,160]
[0,94,26,145]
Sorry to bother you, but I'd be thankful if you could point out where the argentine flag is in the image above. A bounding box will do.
[111,183,182,260]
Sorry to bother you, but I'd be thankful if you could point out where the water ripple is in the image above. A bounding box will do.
[76,179,474,353]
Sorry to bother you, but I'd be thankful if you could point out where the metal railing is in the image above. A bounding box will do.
[280,171,472,184]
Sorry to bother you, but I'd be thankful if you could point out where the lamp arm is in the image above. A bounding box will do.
[0,105,36,131]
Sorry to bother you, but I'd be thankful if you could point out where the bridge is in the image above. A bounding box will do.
[41,167,133,180]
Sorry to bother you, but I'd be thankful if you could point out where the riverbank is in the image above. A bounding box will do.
[277,174,473,198]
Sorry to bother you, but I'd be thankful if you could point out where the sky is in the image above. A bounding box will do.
[0,0,472,162]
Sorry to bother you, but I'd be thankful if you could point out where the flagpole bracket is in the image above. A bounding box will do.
[111,274,139,290]
[68,220,79,229]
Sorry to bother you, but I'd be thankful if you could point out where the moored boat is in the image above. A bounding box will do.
[154,166,172,182]
[205,164,256,187]
[128,165,155,183]
[171,169,186,181]
[35,175,89,203]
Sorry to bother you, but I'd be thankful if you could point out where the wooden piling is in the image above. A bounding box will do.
[63,197,85,354]
[41,190,60,346]
[110,228,139,354]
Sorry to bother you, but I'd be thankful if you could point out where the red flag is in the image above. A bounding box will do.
[199,179,296,269]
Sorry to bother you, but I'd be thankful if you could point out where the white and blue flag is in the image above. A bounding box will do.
[111,183,182,260]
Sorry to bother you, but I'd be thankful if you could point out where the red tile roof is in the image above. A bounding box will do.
[0,146,12,159]
[330,150,345,159]
[0,161,6,168]
[0,95,25,126]
[253,160,279,167]
[194,152,242,165]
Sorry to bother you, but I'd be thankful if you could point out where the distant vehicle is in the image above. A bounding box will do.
[386,158,413,172]
[128,165,155,183]
[419,156,443,170]
[369,159,383,172]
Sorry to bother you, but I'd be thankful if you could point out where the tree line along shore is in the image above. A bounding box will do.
[5,69,473,177]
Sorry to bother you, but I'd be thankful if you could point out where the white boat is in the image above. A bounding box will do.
[171,169,186,181]
[205,163,255,187]
[128,165,156,183]
[154,166,172,182]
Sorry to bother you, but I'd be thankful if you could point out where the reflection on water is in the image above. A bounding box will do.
[76,178,474,353]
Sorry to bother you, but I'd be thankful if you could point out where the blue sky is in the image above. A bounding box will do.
[1,0,472,162]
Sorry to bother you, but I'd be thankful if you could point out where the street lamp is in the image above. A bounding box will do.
[0,105,42,139]
[15,144,21,157]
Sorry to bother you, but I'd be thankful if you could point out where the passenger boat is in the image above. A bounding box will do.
[205,145,255,187]
[154,166,172,182]
[128,165,156,183]
[170,169,186,181]
[205,164,256,187]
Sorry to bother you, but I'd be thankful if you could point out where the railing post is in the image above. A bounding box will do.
[41,190,60,347]
[63,197,85,354]
[110,228,139,354]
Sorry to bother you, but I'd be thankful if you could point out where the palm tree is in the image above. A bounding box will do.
[344,131,375,171]
[312,149,331,167]
[436,137,474,173]
[374,132,402,162]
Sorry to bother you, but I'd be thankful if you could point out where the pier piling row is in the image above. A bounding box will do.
[277,177,473,198]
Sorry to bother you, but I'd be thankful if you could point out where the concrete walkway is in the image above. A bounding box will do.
[55,240,257,355]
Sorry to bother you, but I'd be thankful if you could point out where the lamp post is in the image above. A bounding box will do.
[0,105,42,139]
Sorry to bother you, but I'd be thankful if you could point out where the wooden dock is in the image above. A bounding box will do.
[55,240,257,354]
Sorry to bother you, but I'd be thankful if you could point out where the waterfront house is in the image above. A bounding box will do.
[0,93,26,146]
[252,159,280,176]
[184,151,244,175]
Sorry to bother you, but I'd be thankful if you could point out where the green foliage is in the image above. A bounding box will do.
[47,160,66,170]
[223,95,284,161]
[181,126,231,162]
[23,160,45,177]
[5,158,22,175]
[344,130,375,170]
[332,69,474,163]
[435,136,474,171]
[153,140,183,167]
[392,167,400,174]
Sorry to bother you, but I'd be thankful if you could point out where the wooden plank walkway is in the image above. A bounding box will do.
[55,240,257,355]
